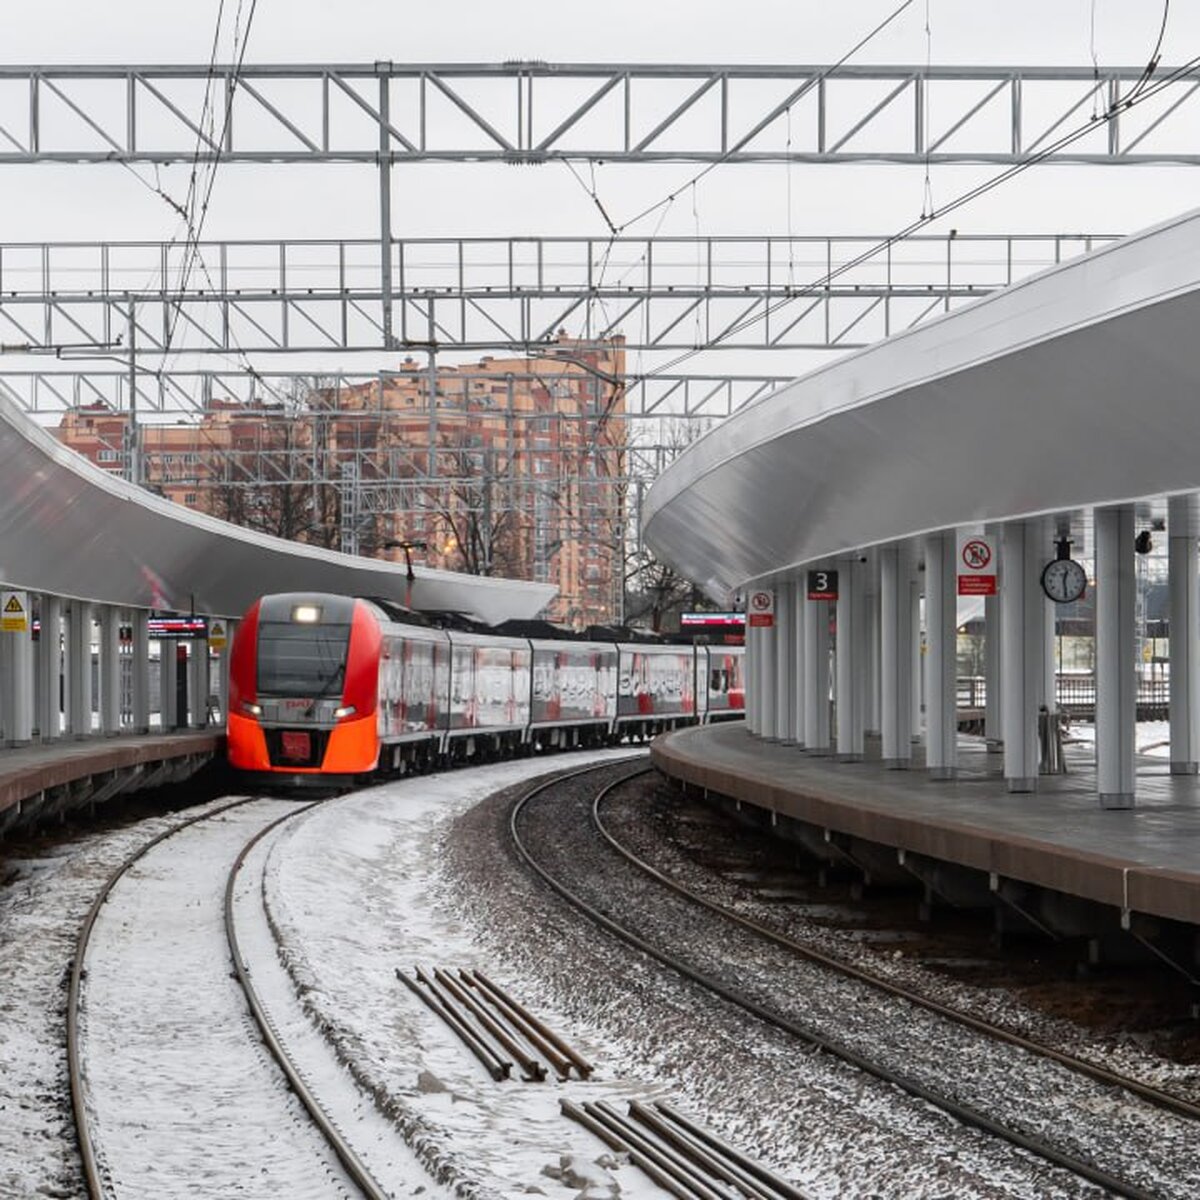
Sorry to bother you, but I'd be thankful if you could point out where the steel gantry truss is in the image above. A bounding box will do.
[3,63,1200,164]
[0,232,1114,363]
[0,368,793,421]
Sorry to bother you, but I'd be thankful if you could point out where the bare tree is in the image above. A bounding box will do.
[622,417,714,631]
[427,440,523,576]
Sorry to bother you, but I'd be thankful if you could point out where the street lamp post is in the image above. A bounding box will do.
[384,539,428,609]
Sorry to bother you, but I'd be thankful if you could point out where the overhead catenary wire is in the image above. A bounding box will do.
[634,46,1200,384]
[559,0,919,452]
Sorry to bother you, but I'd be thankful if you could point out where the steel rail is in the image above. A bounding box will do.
[67,795,262,1200]
[225,803,392,1200]
[593,767,1200,1123]
[508,762,1166,1200]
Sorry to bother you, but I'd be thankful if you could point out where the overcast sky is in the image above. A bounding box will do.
[2,2,1198,384]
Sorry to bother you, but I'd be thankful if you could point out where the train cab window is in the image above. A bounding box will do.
[257,621,351,697]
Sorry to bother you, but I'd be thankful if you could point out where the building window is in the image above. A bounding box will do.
[184,493,198,505]
[97,449,121,463]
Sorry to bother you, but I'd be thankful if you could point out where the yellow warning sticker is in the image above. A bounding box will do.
[1,591,28,633]
[207,620,228,650]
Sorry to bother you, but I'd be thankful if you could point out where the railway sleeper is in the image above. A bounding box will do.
[561,1097,810,1200]
[397,965,592,1083]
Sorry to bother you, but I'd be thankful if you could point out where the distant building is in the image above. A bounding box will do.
[53,335,626,627]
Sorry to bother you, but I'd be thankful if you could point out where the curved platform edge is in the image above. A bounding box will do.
[651,724,1200,931]
[0,732,223,840]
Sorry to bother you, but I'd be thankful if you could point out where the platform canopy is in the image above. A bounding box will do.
[644,206,1200,600]
[0,395,556,623]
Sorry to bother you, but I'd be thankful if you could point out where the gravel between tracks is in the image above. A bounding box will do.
[449,759,1178,1200]
[605,774,1200,1098]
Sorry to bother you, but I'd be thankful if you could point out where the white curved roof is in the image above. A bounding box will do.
[644,207,1200,598]
[0,395,555,623]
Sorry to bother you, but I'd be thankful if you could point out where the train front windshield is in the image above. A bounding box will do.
[257,622,350,697]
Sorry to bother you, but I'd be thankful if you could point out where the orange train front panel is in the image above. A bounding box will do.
[227,593,382,776]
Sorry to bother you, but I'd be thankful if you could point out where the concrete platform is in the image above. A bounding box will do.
[0,731,223,838]
[652,723,1200,931]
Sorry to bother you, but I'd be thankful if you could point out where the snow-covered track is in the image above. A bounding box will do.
[510,761,1194,1200]
[67,796,386,1199]
[67,795,259,1198]
[225,808,393,1200]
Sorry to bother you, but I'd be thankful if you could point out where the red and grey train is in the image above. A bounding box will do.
[227,593,744,782]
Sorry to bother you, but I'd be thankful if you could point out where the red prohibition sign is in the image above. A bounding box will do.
[751,591,772,610]
[961,539,992,571]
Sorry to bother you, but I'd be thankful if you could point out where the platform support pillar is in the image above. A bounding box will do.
[836,557,864,761]
[0,592,34,748]
[880,544,913,768]
[910,574,924,746]
[757,605,777,740]
[984,537,1002,750]
[188,640,210,730]
[924,531,959,780]
[66,600,93,740]
[215,619,234,727]
[774,581,795,743]
[804,594,832,754]
[864,573,881,738]
[1169,495,1200,774]
[790,585,806,746]
[744,621,756,733]
[1001,520,1045,791]
[37,594,62,742]
[131,611,151,735]
[1096,504,1136,807]
[98,606,122,736]
[160,638,179,732]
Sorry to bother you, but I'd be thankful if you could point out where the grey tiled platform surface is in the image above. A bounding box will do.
[0,731,223,819]
[652,723,1200,925]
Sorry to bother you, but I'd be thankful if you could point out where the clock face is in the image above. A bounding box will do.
[1041,557,1087,604]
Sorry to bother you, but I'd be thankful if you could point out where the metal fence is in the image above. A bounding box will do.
[957,675,1170,719]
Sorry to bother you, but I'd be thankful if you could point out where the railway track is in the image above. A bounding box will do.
[509,760,1200,1200]
[68,795,394,1199]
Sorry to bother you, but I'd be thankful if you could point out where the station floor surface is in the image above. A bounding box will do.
[651,722,1200,925]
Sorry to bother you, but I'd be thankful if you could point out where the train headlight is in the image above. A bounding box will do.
[333,704,357,719]
[241,701,263,717]
[291,603,321,624]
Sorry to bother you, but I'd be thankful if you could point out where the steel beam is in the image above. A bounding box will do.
[1,64,1198,164]
[0,233,1114,359]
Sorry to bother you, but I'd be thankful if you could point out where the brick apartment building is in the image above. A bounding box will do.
[53,335,626,627]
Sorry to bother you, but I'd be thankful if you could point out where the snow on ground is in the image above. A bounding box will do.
[1065,719,1171,758]
[267,753,1107,1200]
[266,751,669,1200]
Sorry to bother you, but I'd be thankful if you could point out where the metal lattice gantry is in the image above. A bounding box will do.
[0,232,1115,363]
[0,367,793,421]
[2,62,1200,164]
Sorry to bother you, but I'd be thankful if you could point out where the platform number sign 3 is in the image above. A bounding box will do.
[807,570,838,601]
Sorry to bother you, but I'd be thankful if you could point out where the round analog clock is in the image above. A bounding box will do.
[1041,557,1087,604]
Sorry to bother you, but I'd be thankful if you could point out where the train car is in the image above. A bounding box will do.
[528,638,618,748]
[443,628,532,760]
[615,642,696,737]
[228,590,744,784]
[697,644,746,723]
